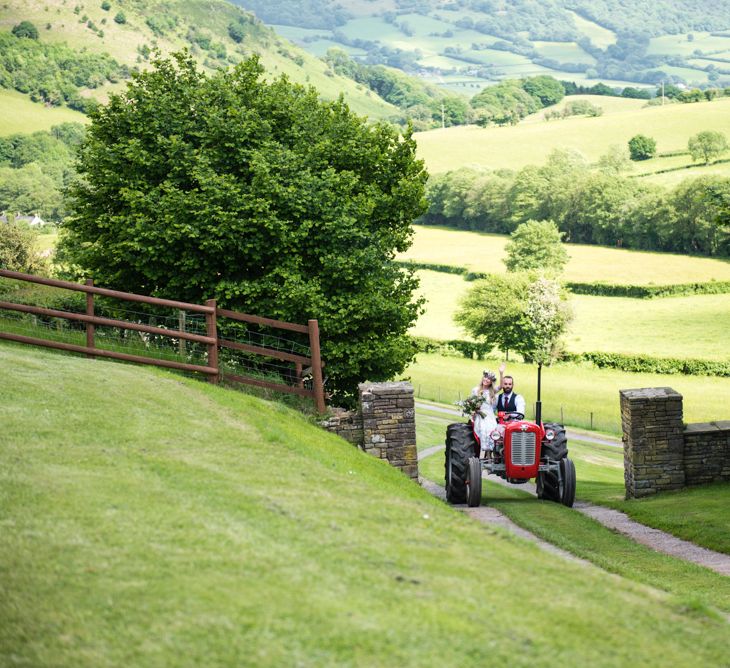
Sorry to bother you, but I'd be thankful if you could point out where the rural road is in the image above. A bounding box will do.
[418,446,730,577]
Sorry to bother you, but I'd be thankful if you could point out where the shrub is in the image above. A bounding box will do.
[628,134,657,161]
[11,21,39,39]
[0,222,47,274]
[114,12,126,24]
[101,0,111,9]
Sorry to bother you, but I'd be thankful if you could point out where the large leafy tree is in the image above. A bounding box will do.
[60,52,428,406]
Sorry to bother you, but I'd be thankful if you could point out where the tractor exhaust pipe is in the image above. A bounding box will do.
[535,362,542,426]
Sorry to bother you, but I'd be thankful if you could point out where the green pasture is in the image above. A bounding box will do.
[6,342,730,665]
[414,96,730,173]
[417,444,730,616]
[0,89,88,136]
[532,41,596,65]
[647,32,730,57]
[659,64,709,85]
[568,293,730,360]
[401,226,730,283]
[406,352,730,434]
[411,269,730,362]
[567,11,617,49]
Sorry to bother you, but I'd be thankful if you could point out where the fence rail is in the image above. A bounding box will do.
[0,269,326,412]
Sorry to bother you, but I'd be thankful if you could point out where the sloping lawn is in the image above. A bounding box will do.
[2,341,730,666]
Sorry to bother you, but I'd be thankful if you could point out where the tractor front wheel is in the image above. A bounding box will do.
[466,457,482,507]
[560,457,576,507]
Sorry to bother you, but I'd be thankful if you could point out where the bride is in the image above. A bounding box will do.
[471,363,505,458]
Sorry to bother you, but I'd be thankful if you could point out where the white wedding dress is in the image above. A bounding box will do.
[471,388,498,453]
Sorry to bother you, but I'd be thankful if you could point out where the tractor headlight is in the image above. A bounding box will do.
[490,429,502,441]
[545,429,556,441]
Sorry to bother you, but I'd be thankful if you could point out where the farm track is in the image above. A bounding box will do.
[418,446,730,577]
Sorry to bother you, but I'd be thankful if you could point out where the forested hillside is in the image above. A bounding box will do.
[235,0,730,90]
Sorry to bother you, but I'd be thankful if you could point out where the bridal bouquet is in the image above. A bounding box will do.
[456,394,486,417]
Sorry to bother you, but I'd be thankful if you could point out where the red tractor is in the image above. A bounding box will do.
[444,366,576,508]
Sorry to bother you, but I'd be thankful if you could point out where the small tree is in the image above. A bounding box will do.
[504,219,568,274]
[454,273,571,362]
[598,144,633,175]
[628,134,657,161]
[688,130,728,165]
[12,21,39,39]
[454,273,530,360]
[100,0,111,9]
[523,277,572,364]
[113,11,126,24]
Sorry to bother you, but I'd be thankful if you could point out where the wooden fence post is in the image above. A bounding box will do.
[85,278,95,357]
[178,309,187,358]
[206,299,219,384]
[308,319,325,413]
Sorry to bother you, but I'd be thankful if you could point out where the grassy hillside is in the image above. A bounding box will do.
[0,0,397,120]
[4,340,730,665]
[0,89,88,136]
[414,96,730,175]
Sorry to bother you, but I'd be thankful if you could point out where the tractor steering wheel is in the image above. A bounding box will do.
[504,412,524,421]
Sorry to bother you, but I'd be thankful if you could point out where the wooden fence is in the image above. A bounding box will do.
[0,269,326,412]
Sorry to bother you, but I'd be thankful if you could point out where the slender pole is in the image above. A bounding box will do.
[295,362,303,388]
[206,299,219,384]
[85,278,95,358]
[308,319,325,413]
[535,362,542,426]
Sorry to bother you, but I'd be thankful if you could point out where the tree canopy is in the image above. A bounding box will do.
[503,219,568,274]
[454,272,571,363]
[60,52,428,406]
[688,131,728,165]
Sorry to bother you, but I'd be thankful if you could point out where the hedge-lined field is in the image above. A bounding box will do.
[400,226,730,284]
[411,269,730,362]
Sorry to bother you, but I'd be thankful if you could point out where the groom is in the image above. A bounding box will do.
[498,375,526,416]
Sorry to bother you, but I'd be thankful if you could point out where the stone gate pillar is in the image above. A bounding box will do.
[359,381,418,480]
[620,387,685,498]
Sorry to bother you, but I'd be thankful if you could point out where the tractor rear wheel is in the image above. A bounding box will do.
[466,457,482,507]
[541,423,568,460]
[445,423,477,504]
[560,457,576,507]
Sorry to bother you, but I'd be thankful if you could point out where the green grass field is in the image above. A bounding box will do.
[401,226,730,283]
[414,96,730,173]
[406,352,730,434]
[6,341,730,665]
[532,41,596,65]
[0,89,88,136]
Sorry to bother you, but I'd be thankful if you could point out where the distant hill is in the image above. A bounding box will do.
[0,0,398,120]
[232,0,730,92]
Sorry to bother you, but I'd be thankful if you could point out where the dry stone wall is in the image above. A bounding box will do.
[321,381,418,481]
[620,387,730,498]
